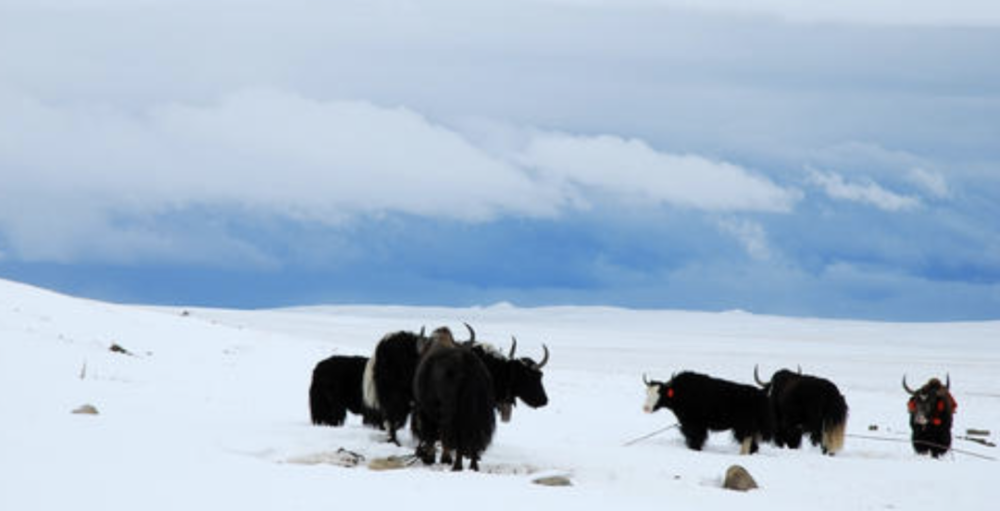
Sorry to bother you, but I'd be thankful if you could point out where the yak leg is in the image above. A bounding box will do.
[451,453,464,471]
[680,424,708,451]
[809,430,823,447]
[330,401,347,427]
[785,427,803,449]
[469,454,480,472]
[415,413,440,464]
[440,446,453,465]
[416,441,437,465]
[737,431,761,455]
[384,420,401,446]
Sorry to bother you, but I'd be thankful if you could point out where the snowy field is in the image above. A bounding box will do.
[1,278,998,510]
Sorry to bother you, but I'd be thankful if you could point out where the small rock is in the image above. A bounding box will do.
[72,404,99,415]
[368,456,415,471]
[723,465,758,492]
[869,424,879,431]
[532,475,573,487]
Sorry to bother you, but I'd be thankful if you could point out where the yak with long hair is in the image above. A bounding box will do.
[903,374,957,458]
[412,343,496,471]
[309,355,381,427]
[754,366,848,456]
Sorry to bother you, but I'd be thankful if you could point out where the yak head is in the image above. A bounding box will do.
[506,337,550,411]
[642,373,677,413]
[461,333,550,421]
[420,323,477,355]
[903,375,955,429]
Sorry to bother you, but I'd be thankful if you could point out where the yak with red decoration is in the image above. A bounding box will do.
[643,371,772,455]
[903,374,957,458]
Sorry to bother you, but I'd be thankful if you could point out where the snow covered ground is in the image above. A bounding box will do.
[1,278,997,510]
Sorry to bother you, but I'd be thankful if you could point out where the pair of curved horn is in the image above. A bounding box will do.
[509,336,548,369]
[754,365,770,387]
[902,373,952,395]
[464,322,476,342]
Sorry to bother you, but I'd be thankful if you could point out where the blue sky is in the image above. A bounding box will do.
[1,0,999,320]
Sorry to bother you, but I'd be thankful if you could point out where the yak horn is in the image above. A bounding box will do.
[535,344,550,369]
[797,365,803,375]
[419,326,426,337]
[643,373,651,386]
[509,336,518,359]
[754,365,769,387]
[463,322,476,343]
[902,374,917,395]
[945,373,951,391]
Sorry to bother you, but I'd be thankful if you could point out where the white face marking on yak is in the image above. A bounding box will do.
[643,384,660,413]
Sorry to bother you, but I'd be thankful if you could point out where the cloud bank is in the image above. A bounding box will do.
[0,88,801,263]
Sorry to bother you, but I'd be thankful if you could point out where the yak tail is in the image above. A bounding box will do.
[362,354,380,411]
[822,394,849,455]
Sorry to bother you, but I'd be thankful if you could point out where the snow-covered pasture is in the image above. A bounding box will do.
[1,279,997,510]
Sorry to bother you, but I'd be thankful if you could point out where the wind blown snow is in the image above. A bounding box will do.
[0,279,997,510]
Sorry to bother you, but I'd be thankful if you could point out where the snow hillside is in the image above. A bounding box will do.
[1,278,998,511]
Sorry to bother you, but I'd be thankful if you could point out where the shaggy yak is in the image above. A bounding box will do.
[903,374,957,458]
[754,366,849,456]
[643,371,772,455]
[362,328,429,444]
[412,341,496,471]
[309,355,381,427]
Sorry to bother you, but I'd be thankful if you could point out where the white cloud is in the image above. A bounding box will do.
[0,89,563,220]
[0,88,805,263]
[540,0,1000,26]
[808,169,920,212]
[519,132,800,213]
[0,89,570,262]
[908,167,951,199]
[717,218,772,261]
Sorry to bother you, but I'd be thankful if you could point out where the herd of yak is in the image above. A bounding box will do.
[309,325,958,471]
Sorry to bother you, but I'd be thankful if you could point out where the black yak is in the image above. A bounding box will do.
[362,328,429,444]
[643,371,772,455]
[754,366,848,455]
[309,355,381,427]
[363,325,472,444]
[903,374,957,458]
[412,343,496,471]
[467,336,549,422]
